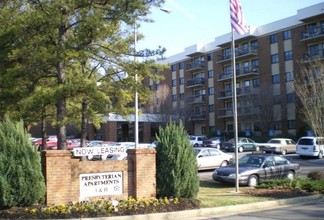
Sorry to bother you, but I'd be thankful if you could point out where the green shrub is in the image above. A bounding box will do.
[155,121,199,199]
[0,117,46,208]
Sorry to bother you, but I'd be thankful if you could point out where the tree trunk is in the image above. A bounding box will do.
[80,99,88,161]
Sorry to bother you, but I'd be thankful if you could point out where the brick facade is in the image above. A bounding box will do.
[41,149,156,205]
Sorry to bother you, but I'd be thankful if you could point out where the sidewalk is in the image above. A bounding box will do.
[81,194,323,220]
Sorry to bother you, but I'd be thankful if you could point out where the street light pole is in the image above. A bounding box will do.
[134,24,139,149]
[134,7,172,149]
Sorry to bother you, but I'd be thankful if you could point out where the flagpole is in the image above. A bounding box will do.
[231,29,239,193]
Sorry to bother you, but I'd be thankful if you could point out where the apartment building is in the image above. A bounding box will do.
[148,2,324,139]
[48,3,323,142]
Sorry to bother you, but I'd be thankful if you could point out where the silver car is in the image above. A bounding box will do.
[193,147,233,170]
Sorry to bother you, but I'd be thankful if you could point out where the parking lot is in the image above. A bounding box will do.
[198,152,324,181]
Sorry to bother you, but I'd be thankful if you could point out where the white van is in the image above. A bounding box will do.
[296,136,324,159]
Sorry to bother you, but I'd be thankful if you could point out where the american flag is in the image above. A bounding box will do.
[230,0,249,35]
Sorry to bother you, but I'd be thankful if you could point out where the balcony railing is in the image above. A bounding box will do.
[218,107,253,118]
[186,95,206,105]
[218,87,254,99]
[218,66,259,81]
[186,61,205,71]
[217,46,258,63]
[188,111,207,121]
[301,49,324,62]
[186,77,205,88]
[300,25,324,41]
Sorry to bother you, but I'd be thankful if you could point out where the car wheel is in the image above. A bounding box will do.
[286,171,295,180]
[281,150,287,155]
[238,146,244,153]
[220,160,229,167]
[318,151,323,159]
[255,146,260,152]
[248,175,258,187]
[194,143,199,147]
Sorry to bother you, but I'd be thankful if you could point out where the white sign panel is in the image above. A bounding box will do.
[73,145,125,157]
[80,172,123,199]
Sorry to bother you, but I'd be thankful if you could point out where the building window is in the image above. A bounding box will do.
[284,51,293,61]
[270,34,278,44]
[179,93,184,100]
[272,74,280,84]
[208,70,214,78]
[251,40,258,49]
[209,104,214,112]
[244,80,250,87]
[179,77,184,85]
[223,48,231,60]
[208,87,215,95]
[271,54,279,64]
[274,121,282,130]
[207,53,212,61]
[209,126,215,133]
[172,79,176,87]
[285,72,294,82]
[287,120,296,129]
[252,78,260,88]
[283,30,291,40]
[171,64,176,71]
[172,94,177,102]
[286,93,295,103]
[178,62,184,69]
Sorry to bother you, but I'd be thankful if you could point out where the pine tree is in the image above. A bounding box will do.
[156,121,199,198]
[0,117,45,208]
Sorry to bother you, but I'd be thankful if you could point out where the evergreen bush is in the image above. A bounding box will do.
[155,121,199,199]
[0,117,46,208]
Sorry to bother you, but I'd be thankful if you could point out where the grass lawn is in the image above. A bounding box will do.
[198,180,278,208]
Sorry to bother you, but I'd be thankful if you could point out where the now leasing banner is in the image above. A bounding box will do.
[72,146,126,157]
[80,172,123,199]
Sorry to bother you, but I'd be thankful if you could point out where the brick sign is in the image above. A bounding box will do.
[80,172,123,199]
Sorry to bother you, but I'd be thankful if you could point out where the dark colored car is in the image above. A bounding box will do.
[221,137,259,152]
[212,154,300,187]
[202,137,228,149]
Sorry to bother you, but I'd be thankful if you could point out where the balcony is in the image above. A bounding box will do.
[188,111,207,121]
[186,60,205,72]
[301,49,324,63]
[218,107,253,118]
[300,26,324,42]
[218,87,254,99]
[218,66,259,81]
[186,77,205,88]
[186,95,206,105]
[217,46,258,64]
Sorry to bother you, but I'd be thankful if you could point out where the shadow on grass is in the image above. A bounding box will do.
[200,180,232,189]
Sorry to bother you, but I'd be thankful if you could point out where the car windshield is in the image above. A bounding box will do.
[239,155,265,168]
[192,149,201,155]
[298,138,314,145]
[268,140,281,144]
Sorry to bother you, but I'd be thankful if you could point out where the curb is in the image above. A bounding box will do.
[90,194,323,220]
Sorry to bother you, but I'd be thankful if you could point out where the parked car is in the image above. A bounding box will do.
[296,136,324,159]
[221,137,259,152]
[202,137,227,149]
[193,147,233,170]
[258,138,296,155]
[189,135,208,147]
[212,153,300,187]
